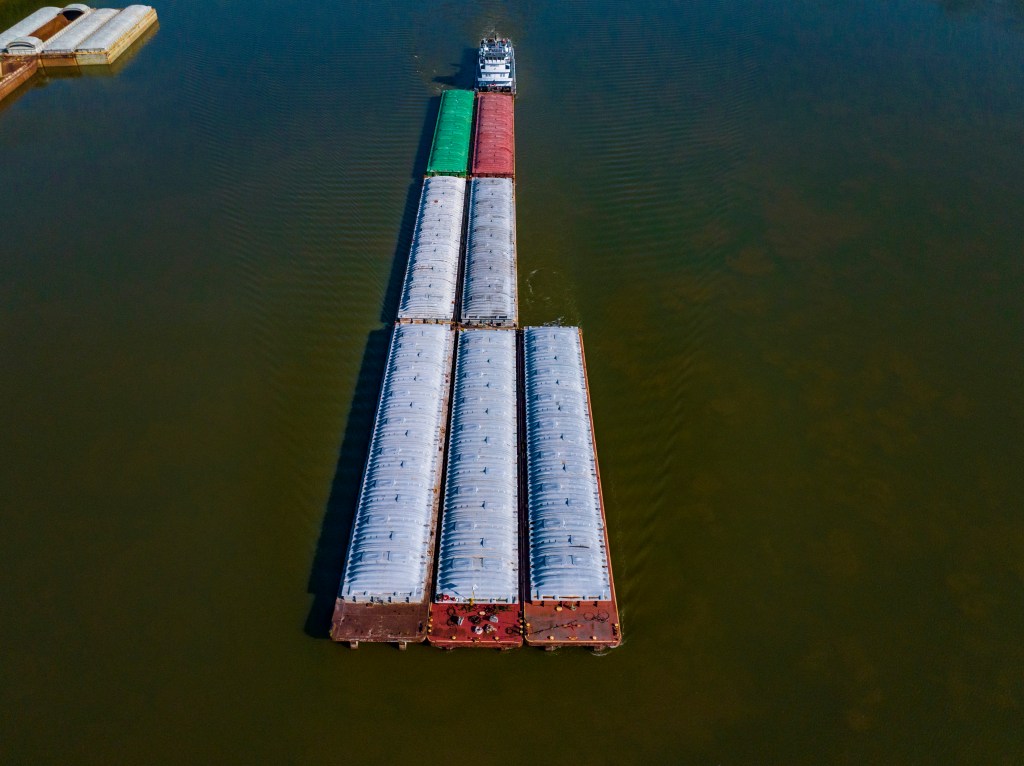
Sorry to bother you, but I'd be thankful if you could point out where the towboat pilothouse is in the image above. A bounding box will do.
[477,37,516,94]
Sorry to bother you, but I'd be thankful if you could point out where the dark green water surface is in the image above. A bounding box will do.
[2,0,1023,762]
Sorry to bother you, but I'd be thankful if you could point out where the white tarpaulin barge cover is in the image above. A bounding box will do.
[523,326,611,601]
[460,177,517,327]
[435,329,519,603]
[339,324,454,603]
[397,176,466,323]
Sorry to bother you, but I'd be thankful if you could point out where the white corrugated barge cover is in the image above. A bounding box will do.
[524,326,611,601]
[397,176,466,322]
[339,324,454,603]
[43,8,117,53]
[460,178,517,327]
[0,7,60,50]
[74,4,152,52]
[436,329,519,603]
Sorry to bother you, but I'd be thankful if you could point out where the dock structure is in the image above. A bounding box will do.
[425,89,474,178]
[428,329,522,649]
[396,175,466,324]
[331,324,455,648]
[471,92,515,178]
[460,178,518,327]
[0,4,157,103]
[521,326,621,649]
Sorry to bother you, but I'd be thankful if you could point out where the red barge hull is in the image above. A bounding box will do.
[427,602,523,649]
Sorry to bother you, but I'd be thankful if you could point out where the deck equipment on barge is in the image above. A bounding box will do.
[425,89,474,177]
[428,329,522,649]
[476,38,515,94]
[396,175,466,324]
[521,326,621,649]
[471,92,515,178]
[331,323,455,648]
[460,178,518,328]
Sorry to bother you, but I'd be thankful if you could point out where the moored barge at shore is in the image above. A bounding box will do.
[0,4,157,65]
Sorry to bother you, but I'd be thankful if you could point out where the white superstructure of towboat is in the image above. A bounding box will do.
[476,37,515,94]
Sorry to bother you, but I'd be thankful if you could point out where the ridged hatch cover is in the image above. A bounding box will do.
[435,329,519,603]
[426,89,474,176]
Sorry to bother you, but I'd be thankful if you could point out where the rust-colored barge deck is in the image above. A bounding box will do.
[427,602,522,649]
[330,602,429,649]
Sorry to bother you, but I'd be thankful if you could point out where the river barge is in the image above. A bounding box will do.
[425,88,474,178]
[521,327,621,649]
[471,92,515,178]
[476,38,515,94]
[0,4,157,66]
[331,324,455,648]
[427,329,522,648]
[460,178,518,327]
[396,175,466,324]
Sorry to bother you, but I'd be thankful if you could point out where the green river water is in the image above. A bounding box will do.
[2,0,1023,762]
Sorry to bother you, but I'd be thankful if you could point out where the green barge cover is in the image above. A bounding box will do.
[426,89,474,177]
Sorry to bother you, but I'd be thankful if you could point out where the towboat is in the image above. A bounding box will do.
[477,37,515,94]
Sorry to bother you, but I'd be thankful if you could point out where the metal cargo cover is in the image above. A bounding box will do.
[435,329,519,604]
[74,4,153,57]
[460,178,517,327]
[0,7,60,50]
[471,92,515,177]
[42,7,116,53]
[339,324,455,603]
[523,326,611,601]
[425,89,474,177]
[396,176,466,323]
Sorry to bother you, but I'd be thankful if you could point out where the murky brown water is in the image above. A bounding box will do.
[2,0,1022,762]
